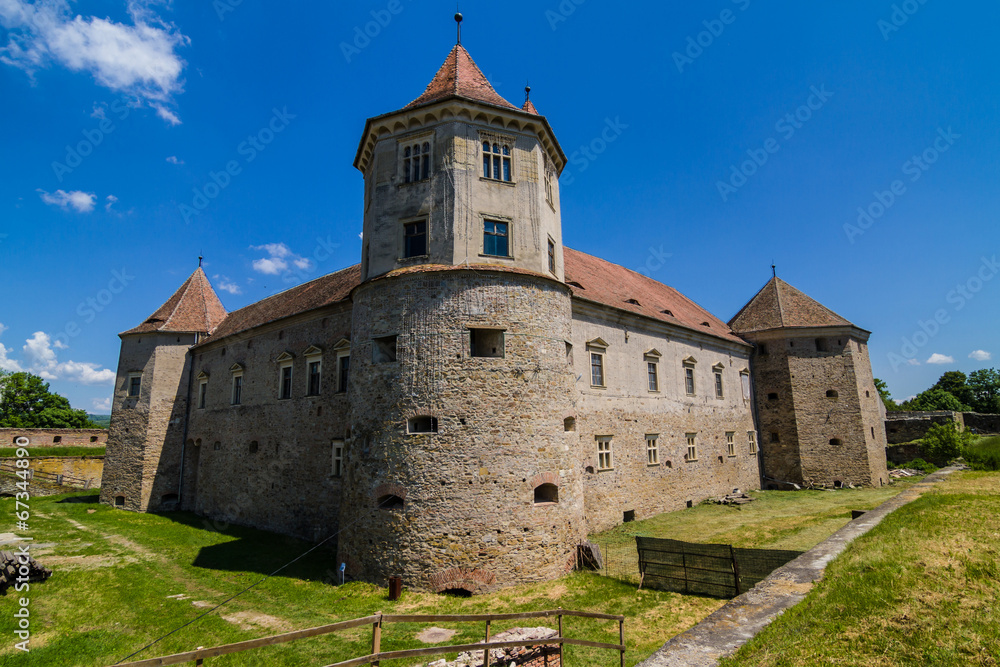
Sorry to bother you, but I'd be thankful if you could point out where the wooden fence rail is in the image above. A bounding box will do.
[112,609,625,667]
[0,462,92,489]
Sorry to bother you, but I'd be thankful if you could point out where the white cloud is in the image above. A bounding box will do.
[0,323,21,371]
[0,0,189,121]
[92,396,112,412]
[213,274,242,295]
[250,242,311,276]
[969,350,992,362]
[38,188,96,212]
[907,358,920,366]
[926,353,954,365]
[165,155,183,165]
[105,194,118,211]
[0,322,7,336]
[19,331,114,384]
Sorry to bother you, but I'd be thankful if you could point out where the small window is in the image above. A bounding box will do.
[685,433,697,461]
[596,436,613,470]
[308,360,322,396]
[646,435,659,465]
[768,392,779,401]
[563,416,576,432]
[547,237,556,273]
[647,361,659,392]
[714,369,724,399]
[90,436,98,443]
[740,371,751,400]
[816,338,828,352]
[377,494,405,510]
[231,374,243,405]
[866,390,871,398]
[114,495,125,507]
[408,416,438,434]
[338,355,350,393]
[726,432,736,457]
[470,328,504,358]
[770,432,780,443]
[128,373,142,397]
[565,342,573,365]
[279,365,293,400]
[332,441,344,477]
[198,379,207,409]
[213,441,221,450]
[534,483,558,504]
[373,335,398,363]
[830,438,843,446]
[871,426,876,438]
[758,343,769,356]
[249,440,259,453]
[483,141,512,181]
[826,389,839,398]
[623,510,636,523]
[684,367,695,396]
[161,493,178,504]
[483,219,509,257]
[748,431,757,454]
[590,352,605,387]
[53,435,62,443]
[403,220,427,258]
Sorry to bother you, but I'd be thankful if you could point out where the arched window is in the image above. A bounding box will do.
[402,141,431,183]
[377,494,405,510]
[563,416,576,432]
[533,483,558,504]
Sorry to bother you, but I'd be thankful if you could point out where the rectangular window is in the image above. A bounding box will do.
[547,237,556,273]
[597,436,613,470]
[483,219,509,257]
[748,430,757,454]
[741,372,751,400]
[685,433,697,461]
[647,361,659,392]
[308,360,322,396]
[402,140,431,183]
[684,366,695,396]
[332,441,344,477]
[198,381,207,409]
[231,374,243,405]
[403,220,427,258]
[816,338,828,352]
[715,370,724,399]
[482,140,512,181]
[590,352,605,387]
[338,355,350,393]
[770,431,780,444]
[470,328,504,358]
[544,172,553,205]
[373,335,397,363]
[758,343,769,356]
[128,374,141,397]
[727,432,736,457]
[646,435,659,465]
[279,365,293,400]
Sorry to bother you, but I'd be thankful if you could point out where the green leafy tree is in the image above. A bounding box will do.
[874,378,899,412]
[900,387,969,412]
[921,421,974,464]
[931,371,974,407]
[968,368,1000,414]
[0,372,99,429]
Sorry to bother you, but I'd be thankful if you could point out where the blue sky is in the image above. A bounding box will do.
[1,0,997,413]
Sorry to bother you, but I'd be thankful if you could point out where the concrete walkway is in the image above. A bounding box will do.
[638,468,960,667]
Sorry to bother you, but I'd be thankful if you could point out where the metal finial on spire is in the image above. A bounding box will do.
[199,254,203,268]
[524,81,531,103]
[455,11,463,44]
[771,262,776,278]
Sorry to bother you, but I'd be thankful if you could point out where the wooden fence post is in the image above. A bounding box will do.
[730,545,741,596]
[619,617,625,667]
[557,611,564,665]
[484,619,492,667]
[372,611,382,667]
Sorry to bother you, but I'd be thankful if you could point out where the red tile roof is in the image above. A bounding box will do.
[521,99,540,115]
[728,277,854,333]
[563,248,746,344]
[196,264,362,345]
[122,268,227,335]
[406,44,518,111]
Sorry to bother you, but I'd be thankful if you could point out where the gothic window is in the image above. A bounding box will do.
[403,220,427,258]
[482,140,512,181]
[402,140,431,183]
[483,219,509,257]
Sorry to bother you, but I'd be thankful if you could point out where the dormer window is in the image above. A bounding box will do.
[481,136,513,182]
[402,141,430,183]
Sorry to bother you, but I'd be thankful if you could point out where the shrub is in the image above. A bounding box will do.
[921,422,974,465]
[902,458,938,474]
[963,436,1000,471]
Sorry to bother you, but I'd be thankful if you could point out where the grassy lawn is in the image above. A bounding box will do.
[964,435,1000,470]
[0,492,723,667]
[720,470,1000,666]
[0,447,106,458]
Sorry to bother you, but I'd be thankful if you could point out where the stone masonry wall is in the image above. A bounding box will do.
[0,429,107,448]
[963,412,1000,434]
[341,270,583,593]
[743,335,802,485]
[571,307,760,533]
[184,305,353,541]
[884,411,963,444]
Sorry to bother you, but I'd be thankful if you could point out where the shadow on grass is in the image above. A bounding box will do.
[162,510,341,584]
[56,493,100,504]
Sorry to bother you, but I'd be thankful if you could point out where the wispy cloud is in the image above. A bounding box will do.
[926,353,954,365]
[213,274,242,295]
[19,331,115,384]
[250,242,313,276]
[92,396,112,412]
[969,350,992,362]
[165,155,183,165]
[37,188,96,212]
[0,0,189,122]
[105,194,118,211]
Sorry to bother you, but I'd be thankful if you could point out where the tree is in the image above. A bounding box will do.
[900,387,969,412]
[931,371,974,407]
[874,378,899,412]
[921,421,975,465]
[967,368,1000,414]
[0,372,100,429]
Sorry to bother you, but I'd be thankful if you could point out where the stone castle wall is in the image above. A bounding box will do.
[884,411,963,444]
[745,336,802,484]
[340,270,583,593]
[571,305,760,533]
[0,428,107,448]
[183,305,353,541]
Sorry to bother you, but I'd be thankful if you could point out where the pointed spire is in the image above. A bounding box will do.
[455,11,463,44]
[729,277,853,333]
[122,268,227,335]
[521,83,540,115]
[406,43,518,110]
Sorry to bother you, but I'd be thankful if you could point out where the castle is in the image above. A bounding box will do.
[99,28,887,593]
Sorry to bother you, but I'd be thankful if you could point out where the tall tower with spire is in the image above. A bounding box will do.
[730,277,888,488]
[340,19,583,592]
[100,266,227,512]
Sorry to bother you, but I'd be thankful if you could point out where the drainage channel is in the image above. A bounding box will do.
[638,467,961,667]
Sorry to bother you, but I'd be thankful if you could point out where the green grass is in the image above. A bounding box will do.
[963,435,1000,470]
[0,492,725,667]
[0,447,105,458]
[720,471,1000,666]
